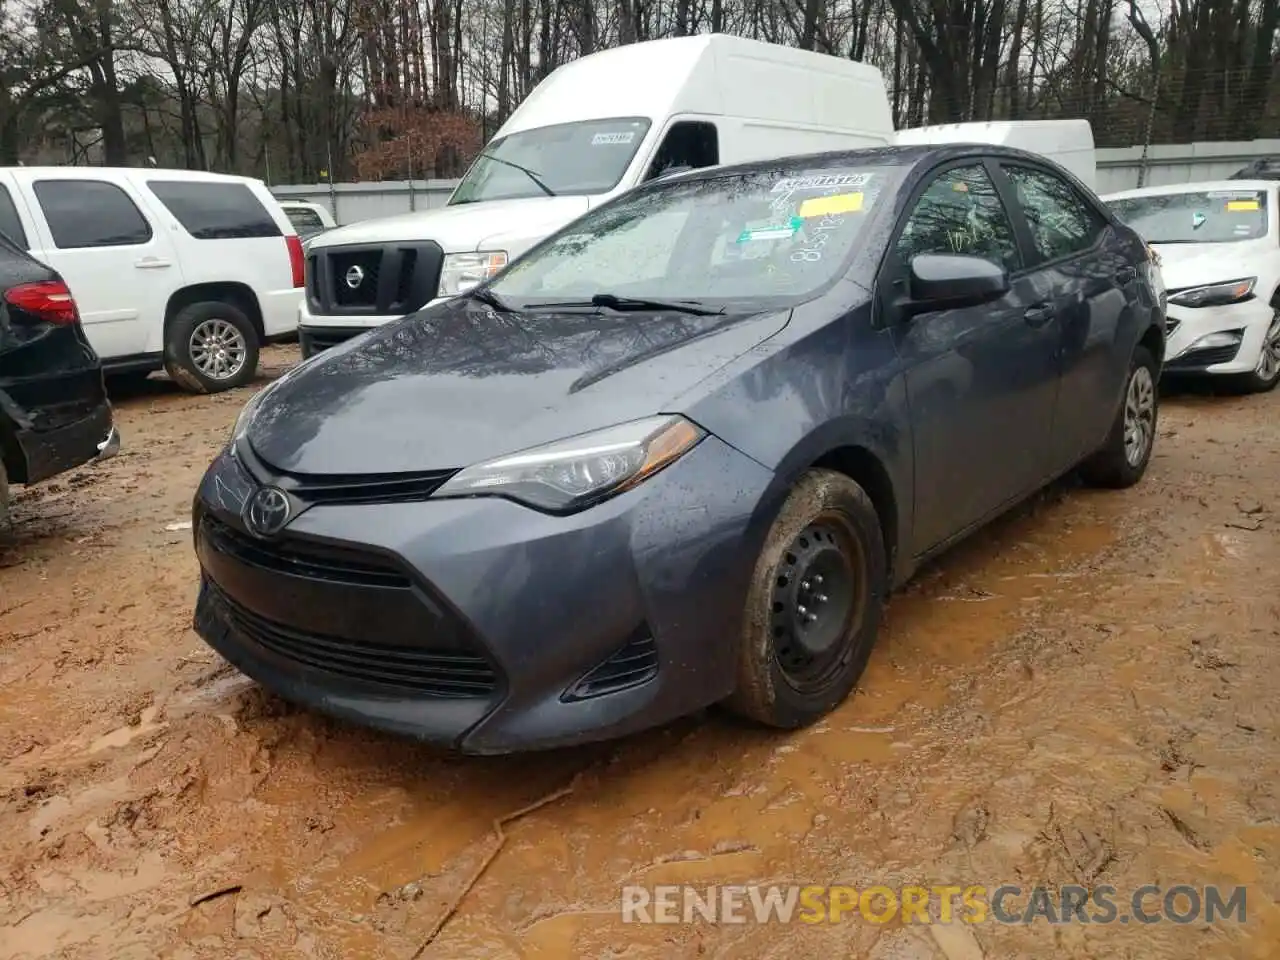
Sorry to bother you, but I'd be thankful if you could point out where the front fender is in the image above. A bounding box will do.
[675,306,915,583]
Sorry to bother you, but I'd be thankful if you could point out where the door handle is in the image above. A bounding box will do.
[1115,265,1137,284]
[135,257,171,269]
[1024,303,1056,327]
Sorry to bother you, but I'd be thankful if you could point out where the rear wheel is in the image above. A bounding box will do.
[164,302,259,394]
[1080,345,1158,489]
[726,469,887,729]
[1229,311,1280,394]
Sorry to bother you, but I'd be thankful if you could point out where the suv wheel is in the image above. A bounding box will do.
[164,302,259,394]
[725,469,887,729]
[1080,345,1159,488]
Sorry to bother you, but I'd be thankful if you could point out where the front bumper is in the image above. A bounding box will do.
[16,402,118,484]
[191,435,778,754]
[1163,297,1273,375]
[297,297,449,357]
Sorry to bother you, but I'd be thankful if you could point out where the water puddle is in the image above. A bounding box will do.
[89,706,164,753]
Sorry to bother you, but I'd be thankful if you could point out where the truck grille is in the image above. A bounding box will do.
[306,241,444,317]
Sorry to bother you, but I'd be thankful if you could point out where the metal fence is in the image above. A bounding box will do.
[272,139,1280,225]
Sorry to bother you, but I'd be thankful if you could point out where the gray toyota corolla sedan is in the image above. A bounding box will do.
[192,144,1165,754]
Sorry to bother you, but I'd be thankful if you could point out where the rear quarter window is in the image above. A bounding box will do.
[0,183,28,249]
[147,180,283,240]
[34,179,153,249]
[285,208,325,235]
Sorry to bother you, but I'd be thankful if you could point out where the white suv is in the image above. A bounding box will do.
[0,167,304,393]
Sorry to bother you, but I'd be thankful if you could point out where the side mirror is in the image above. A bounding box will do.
[906,253,1009,313]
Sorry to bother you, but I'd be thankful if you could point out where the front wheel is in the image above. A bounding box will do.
[725,469,887,729]
[1228,311,1280,394]
[164,302,260,394]
[1079,345,1159,489]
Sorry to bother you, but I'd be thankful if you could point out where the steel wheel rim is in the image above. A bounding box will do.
[1123,365,1155,467]
[770,514,865,693]
[189,318,247,381]
[1256,314,1280,381]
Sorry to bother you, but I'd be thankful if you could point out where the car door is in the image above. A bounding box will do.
[996,162,1133,471]
[18,175,183,362]
[883,158,1061,556]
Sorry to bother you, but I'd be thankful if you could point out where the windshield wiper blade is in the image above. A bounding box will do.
[469,287,515,312]
[535,294,724,316]
[479,153,556,197]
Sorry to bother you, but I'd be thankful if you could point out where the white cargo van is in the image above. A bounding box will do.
[895,120,1097,190]
[298,33,895,356]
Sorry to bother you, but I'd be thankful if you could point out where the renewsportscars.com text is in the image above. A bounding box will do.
[620,883,1248,925]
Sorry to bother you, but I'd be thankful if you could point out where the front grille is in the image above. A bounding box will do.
[238,442,457,507]
[200,512,409,588]
[1166,342,1242,370]
[564,629,659,701]
[210,583,498,697]
[331,250,381,307]
[307,241,444,317]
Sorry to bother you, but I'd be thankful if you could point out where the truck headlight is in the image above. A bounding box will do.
[1168,277,1256,308]
[433,416,705,513]
[439,251,509,297]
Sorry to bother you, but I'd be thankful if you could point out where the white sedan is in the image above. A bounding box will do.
[1104,180,1280,392]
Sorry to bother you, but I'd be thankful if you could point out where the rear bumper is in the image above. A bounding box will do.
[260,289,304,338]
[16,402,118,484]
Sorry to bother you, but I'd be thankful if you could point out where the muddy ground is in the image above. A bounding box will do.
[1,344,1278,959]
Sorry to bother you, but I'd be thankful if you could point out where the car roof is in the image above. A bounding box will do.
[1103,179,1278,200]
[0,166,263,186]
[669,142,1072,185]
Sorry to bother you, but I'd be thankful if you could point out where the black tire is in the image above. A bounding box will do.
[725,468,888,729]
[163,301,260,395]
[1226,311,1280,394]
[1079,345,1159,489]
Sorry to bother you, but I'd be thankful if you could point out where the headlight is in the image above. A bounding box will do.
[433,415,705,513]
[1168,277,1256,308]
[439,251,508,297]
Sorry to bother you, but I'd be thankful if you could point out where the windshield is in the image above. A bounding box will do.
[1109,190,1269,243]
[449,117,652,204]
[489,162,898,307]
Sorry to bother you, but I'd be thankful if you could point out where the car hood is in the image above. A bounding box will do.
[305,196,592,253]
[246,299,790,475]
[1151,240,1269,289]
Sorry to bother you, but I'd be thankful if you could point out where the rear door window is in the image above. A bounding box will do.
[0,183,28,249]
[147,180,282,239]
[1002,165,1106,262]
[33,180,153,249]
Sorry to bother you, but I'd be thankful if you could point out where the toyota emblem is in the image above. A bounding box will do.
[345,265,365,289]
[244,486,292,538]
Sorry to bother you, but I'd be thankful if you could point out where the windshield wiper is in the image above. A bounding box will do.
[478,153,556,197]
[468,287,515,312]
[538,294,725,316]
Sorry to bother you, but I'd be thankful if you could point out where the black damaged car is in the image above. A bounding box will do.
[0,233,119,523]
